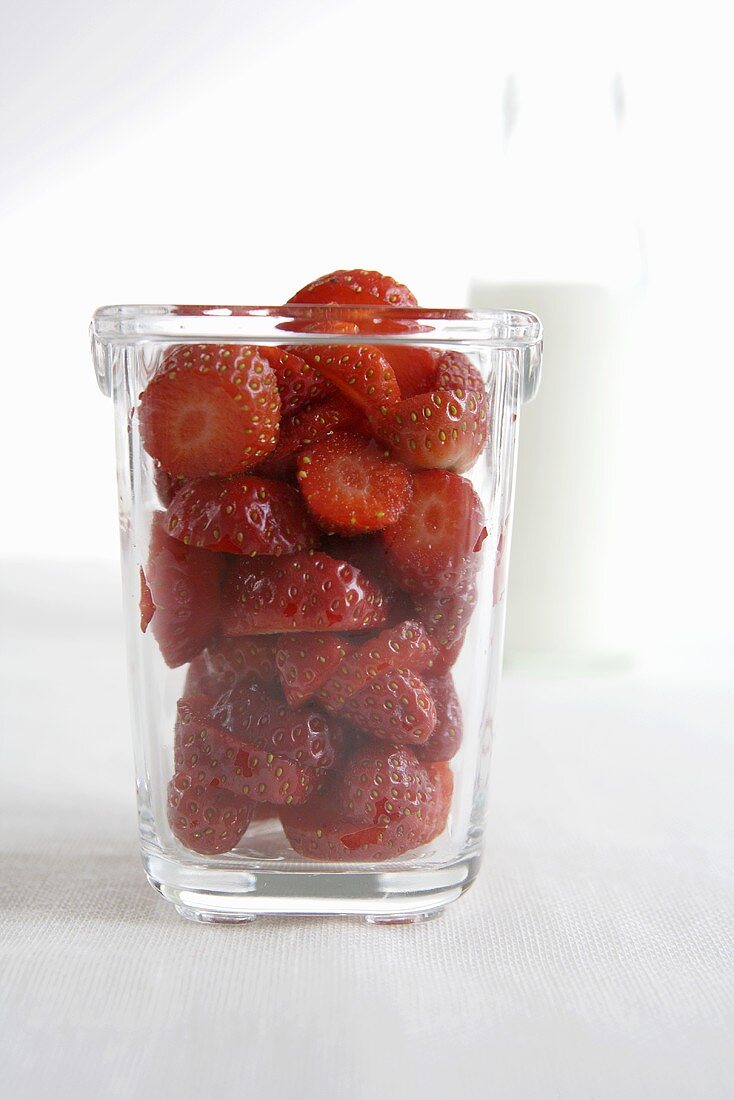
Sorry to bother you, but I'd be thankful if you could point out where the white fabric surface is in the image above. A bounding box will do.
[1,563,733,1100]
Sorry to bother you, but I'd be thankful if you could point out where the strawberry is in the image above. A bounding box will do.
[164,475,318,555]
[183,654,222,696]
[254,395,363,477]
[296,431,412,535]
[433,350,486,395]
[382,346,439,399]
[255,345,334,416]
[413,582,478,674]
[221,551,387,635]
[290,345,400,414]
[145,514,223,667]
[138,344,281,478]
[152,461,185,507]
[167,773,254,855]
[415,676,463,762]
[288,269,418,308]
[369,383,488,473]
[275,634,350,706]
[211,681,342,769]
[339,667,436,745]
[316,619,436,713]
[422,762,454,842]
[203,636,280,691]
[139,567,155,632]
[336,743,436,827]
[175,694,319,805]
[280,796,432,861]
[381,470,485,595]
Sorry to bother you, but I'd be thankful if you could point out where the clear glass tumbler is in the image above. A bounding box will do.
[90,304,542,923]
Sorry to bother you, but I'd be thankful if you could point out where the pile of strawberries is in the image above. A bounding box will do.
[138,269,489,861]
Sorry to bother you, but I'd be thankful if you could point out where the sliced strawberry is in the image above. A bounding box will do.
[291,345,400,413]
[296,431,412,536]
[138,343,281,478]
[275,634,350,706]
[382,346,439,398]
[288,269,418,307]
[203,636,280,691]
[336,743,436,827]
[145,515,223,667]
[255,345,334,416]
[381,470,485,595]
[339,667,436,745]
[164,475,318,555]
[183,654,222,696]
[175,694,319,805]
[152,461,185,507]
[413,582,478,674]
[422,761,454,842]
[221,551,387,635]
[415,676,463,762]
[254,395,363,477]
[167,773,253,855]
[434,350,486,395]
[211,681,342,769]
[139,567,155,632]
[369,383,488,473]
[280,796,432,861]
[316,619,436,713]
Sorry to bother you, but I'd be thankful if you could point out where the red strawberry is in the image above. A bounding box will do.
[415,676,463,762]
[413,582,478,674]
[339,667,436,745]
[422,762,454,842]
[291,345,400,413]
[316,620,436,713]
[296,431,412,535]
[382,346,439,399]
[167,773,253,855]
[254,395,363,477]
[183,653,222,696]
[145,515,223,667]
[203,636,280,691]
[152,461,185,507]
[164,475,318,555]
[211,681,341,769]
[381,470,485,595]
[256,345,334,416]
[175,694,319,805]
[275,634,350,706]
[221,551,387,635]
[434,350,485,395]
[369,383,488,473]
[288,269,418,307]
[139,567,155,632]
[138,344,281,478]
[280,796,432,861]
[336,743,436,827]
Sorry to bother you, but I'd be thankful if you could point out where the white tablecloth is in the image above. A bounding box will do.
[1,563,733,1099]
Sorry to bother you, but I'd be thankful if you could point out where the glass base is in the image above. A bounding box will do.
[144,851,480,923]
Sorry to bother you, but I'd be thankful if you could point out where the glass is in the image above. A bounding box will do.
[91,303,542,923]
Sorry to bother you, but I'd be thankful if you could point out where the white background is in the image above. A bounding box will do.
[1,0,732,652]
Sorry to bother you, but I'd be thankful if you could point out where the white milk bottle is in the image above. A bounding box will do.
[470,71,644,664]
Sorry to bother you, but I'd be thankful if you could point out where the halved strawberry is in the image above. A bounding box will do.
[434,350,486,395]
[254,395,363,477]
[288,269,418,307]
[203,636,281,691]
[413,582,478,674]
[211,681,342,769]
[167,773,254,855]
[138,344,281,478]
[339,667,436,745]
[280,795,432,861]
[336,743,436,827]
[290,345,400,413]
[164,475,318,555]
[183,654,222,696]
[382,346,439,399]
[369,384,488,473]
[381,470,485,595]
[296,431,412,536]
[255,345,334,416]
[422,761,454,843]
[145,515,223,667]
[275,634,350,706]
[221,551,387,635]
[415,675,463,762]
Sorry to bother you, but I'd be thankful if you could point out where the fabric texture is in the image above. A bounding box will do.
[1,563,733,1100]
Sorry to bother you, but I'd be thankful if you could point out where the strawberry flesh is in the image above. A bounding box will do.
[339,667,436,745]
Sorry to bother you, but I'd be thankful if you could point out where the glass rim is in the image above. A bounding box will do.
[91,303,542,348]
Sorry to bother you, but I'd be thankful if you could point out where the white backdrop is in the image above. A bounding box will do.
[1,0,732,659]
